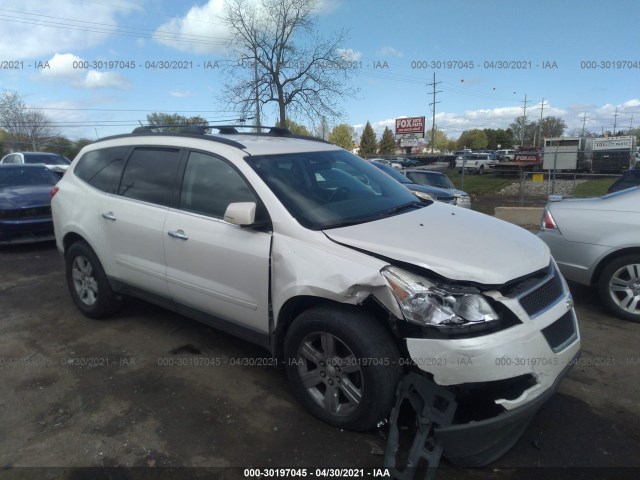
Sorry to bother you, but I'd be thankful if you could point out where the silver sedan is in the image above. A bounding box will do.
[538,187,640,322]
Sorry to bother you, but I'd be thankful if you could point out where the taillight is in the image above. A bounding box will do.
[50,186,59,199]
[541,208,558,231]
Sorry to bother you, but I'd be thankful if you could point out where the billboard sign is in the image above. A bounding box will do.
[395,116,425,137]
[593,136,635,151]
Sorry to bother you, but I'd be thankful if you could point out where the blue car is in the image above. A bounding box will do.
[0,164,60,245]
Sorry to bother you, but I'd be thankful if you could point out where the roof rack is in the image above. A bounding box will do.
[130,124,292,136]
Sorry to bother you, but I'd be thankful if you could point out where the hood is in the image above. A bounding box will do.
[0,186,52,208]
[324,204,549,285]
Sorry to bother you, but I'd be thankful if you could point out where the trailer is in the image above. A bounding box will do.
[543,137,592,172]
[591,136,637,173]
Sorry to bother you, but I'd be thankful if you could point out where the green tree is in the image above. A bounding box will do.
[510,116,537,145]
[328,123,355,150]
[0,89,58,151]
[378,127,395,155]
[146,113,208,132]
[429,129,449,152]
[359,122,377,156]
[277,118,310,136]
[457,129,488,150]
[537,116,567,140]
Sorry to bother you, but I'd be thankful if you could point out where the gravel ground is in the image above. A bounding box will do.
[497,179,588,196]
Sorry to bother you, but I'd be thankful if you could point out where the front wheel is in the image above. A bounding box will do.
[478,165,485,175]
[598,255,640,323]
[284,305,402,431]
[65,241,122,319]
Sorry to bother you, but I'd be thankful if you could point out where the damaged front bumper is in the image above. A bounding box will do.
[385,352,578,472]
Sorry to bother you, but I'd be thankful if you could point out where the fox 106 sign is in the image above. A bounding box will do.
[395,116,425,137]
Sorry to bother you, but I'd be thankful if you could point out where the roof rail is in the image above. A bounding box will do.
[130,124,292,136]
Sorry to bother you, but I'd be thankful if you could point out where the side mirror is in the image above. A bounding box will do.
[224,202,256,226]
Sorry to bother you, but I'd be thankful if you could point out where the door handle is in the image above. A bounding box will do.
[168,229,189,240]
[101,212,116,221]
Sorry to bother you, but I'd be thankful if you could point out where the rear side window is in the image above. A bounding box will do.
[118,148,181,206]
[74,147,129,193]
[180,151,257,219]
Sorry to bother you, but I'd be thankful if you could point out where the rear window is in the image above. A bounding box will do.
[74,147,129,194]
[117,148,181,206]
[24,154,70,165]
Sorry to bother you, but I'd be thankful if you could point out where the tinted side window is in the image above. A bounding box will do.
[180,151,257,219]
[118,148,181,206]
[74,147,129,193]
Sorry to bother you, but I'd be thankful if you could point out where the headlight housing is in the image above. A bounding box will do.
[412,190,435,202]
[382,266,499,328]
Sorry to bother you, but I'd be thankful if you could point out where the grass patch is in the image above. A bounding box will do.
[446,169,516,195]
[574,177,616,196]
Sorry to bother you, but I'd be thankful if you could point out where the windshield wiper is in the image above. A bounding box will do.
[383,201,425,217]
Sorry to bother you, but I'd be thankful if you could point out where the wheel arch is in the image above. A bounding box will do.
[272,295,401,359]
[592,247,640,284]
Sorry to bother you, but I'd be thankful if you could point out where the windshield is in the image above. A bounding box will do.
[246,150,422,230]
[24,154,70,166]
[405,171,455,189]
[0,166,60,188]
[370,161,411,183]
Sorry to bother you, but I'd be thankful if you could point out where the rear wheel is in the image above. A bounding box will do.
[598,255,640,323]
[65,241,122,319]
[284,305,402,431]
[478,165,485,175]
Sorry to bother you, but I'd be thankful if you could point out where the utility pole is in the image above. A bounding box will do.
[427,72,441,154]
[612,107,619,136]
[629,115,634,133]
[520,94,531,146]
[252,46,261,132]
[581,113,589,136]
[535,98,547,147]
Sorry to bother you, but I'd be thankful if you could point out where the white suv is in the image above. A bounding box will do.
[52,126,580,466]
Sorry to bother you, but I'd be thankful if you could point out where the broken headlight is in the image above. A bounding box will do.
[382,266,499,328]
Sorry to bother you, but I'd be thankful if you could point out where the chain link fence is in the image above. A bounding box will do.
[495,171,622,205]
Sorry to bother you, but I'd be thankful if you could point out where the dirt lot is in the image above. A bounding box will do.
[1,241,639,480]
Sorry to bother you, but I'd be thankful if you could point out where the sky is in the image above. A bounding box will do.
[0,0,639,143]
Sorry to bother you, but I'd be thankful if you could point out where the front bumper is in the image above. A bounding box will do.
[0,218,54,245]
[435,352,577,466]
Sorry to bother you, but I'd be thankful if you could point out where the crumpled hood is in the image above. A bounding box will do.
[0,186,52,208]
[324,204,550,285]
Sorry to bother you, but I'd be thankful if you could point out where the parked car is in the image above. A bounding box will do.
[495,149,516,161]
[607,169,640,193]
[404,169,471,208]
[369,160,456,204]
[0,164,59,244]
[52,126,579,466]
[538,187,640,322]
[0,152,71,175]
[455,153,496,174]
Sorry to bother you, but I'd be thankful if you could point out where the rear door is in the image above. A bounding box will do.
[100,147,182,297]
[163,150,272,334]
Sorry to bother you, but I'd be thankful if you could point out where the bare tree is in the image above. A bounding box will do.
[221,0,357,127]
[0,89,58,151]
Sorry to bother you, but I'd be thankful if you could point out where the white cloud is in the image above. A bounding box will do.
[40,53,85,78]
[153,0,232,54]
[337,48,362,61]
[38,53,130,90]
[376,47,404,58]
[0,0,140,58]
[170,90,196,98]
[83,71,131,90]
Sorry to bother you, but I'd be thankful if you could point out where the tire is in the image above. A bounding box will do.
[65,241,122,319]
[283,305,402,431]
[598,255,640,323]
[478,165,485,175]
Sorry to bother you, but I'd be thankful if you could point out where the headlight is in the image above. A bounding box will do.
[382,266,499,328]
[455,195,471,206]
[412,190,435,202]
